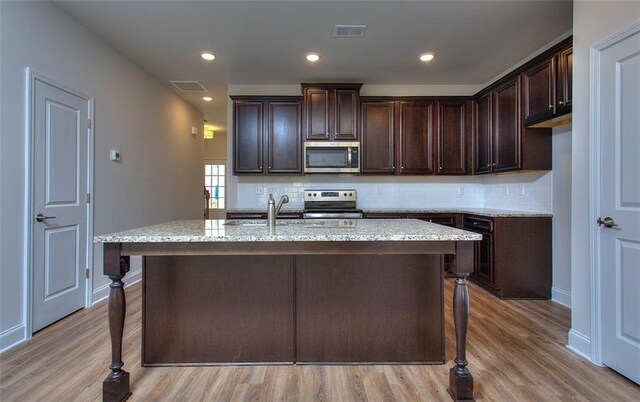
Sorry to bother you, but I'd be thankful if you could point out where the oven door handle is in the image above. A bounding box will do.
[303,212,363,219]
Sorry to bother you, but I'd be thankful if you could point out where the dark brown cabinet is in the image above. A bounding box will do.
[524,43,573,128]
[302,84,361,141]
[522,57,556,125]
[464,215,551,299]
[232,96,302,175]
[399,101,436,174]
[267,101,302,173]
[474,94,493,174]
[474,77,551,175]
[493,77,521,172]
[556,46,573,115]
[437,101,472,175]
[360,100,396,174]
[233,100,264,174]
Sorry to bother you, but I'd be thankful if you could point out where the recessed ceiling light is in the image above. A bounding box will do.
[200,52,216,61]
[419,52,435,62]
[202,96,213,102]
[306,53,320,62]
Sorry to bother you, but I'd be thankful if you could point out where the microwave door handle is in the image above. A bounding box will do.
[347,147,352,166]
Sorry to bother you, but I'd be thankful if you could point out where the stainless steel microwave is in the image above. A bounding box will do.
[304,141,360,173]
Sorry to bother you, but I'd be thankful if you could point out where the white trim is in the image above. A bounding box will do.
[91,268,143,306]
[551,287,571,308]
[588,20,640,368]
[0,324,27,353]
[567,329,596,363]
[24,68,94,339]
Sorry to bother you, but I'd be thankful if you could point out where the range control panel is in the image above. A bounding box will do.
[304,189,357,202]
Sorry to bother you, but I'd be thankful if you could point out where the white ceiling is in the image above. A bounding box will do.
[54,0,573,133]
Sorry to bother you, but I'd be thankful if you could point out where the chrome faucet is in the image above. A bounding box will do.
[267,194,289,228]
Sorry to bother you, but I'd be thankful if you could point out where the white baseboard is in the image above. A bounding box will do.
[567,329,592,361]
[91,268,142,306]
[552,287,571,307]
[0,323,26,353]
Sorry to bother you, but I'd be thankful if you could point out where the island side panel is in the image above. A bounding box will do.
[143,255,295,365]
[296,254,444,363]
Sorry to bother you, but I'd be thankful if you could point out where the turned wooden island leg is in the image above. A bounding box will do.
[102,243,131,402]
[448,241,475,401]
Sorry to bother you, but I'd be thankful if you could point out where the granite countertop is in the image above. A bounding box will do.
[94,219,482,243]
[226,208,552,218]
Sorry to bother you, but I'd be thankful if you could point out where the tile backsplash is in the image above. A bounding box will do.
[234,172,552,212]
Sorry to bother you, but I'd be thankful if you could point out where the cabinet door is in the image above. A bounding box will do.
[334,89,359,140]
[522,57,556,125]
[304,88,330,140]
[474,232,495,287]
[267,100,302,173]
[437,101,469,175]
[234,101,264,174]
[556,47,573,114]
[474,94,493,174]
[399,101,435,174]
[493,78,521,172]
[361,101,396,174]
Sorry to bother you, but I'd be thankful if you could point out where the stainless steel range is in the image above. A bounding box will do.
[303,189,363,219]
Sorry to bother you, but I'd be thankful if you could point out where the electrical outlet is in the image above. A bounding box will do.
[255,187,262,195]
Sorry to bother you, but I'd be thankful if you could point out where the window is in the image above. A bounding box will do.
[205,163,225,209]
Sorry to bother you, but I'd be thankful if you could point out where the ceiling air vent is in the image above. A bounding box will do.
[333,25,366,38]
[169,80,208,92]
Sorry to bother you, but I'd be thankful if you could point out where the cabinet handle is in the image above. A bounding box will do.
[558,100,564,105]
[549,104,554,109]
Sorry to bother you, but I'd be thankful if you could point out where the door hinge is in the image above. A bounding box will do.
[85,268,90,279]
[87,119,92,129]
[85,193,91,203]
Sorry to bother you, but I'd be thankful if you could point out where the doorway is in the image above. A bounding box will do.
[27,70,94,333]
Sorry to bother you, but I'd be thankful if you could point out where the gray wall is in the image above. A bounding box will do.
[552,124,572,306]
[0,1,204,350]
[569,0,640,359]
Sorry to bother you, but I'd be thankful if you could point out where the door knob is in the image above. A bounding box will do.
[35,213,56,223]
[597,216,618,228]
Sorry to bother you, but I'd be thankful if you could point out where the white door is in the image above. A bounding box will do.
[598,28,640,384]
[32,78,89,332]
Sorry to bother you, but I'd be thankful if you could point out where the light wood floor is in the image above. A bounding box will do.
[1,279,638,401]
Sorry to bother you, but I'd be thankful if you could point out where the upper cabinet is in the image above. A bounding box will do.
[399,101,436,174]
[523,41,573,128]
[232,96,303,175]
[361,98,468,176]
[302,83,361,141]
[522,56,556,125]
[437,101,472,175]
[556,46,573,115]
[474,76,551,175]
[493,77,521,172]
[360,100,396,174]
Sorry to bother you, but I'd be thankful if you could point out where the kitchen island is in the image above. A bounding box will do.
[95,219,481,401]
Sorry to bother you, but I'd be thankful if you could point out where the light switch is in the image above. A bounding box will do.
[110,149,121,161]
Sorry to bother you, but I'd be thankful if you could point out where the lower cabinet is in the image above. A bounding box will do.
[463,215,551,299]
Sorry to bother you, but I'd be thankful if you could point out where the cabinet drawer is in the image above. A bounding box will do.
[407,214,456,226]
[463,216,493,232]
[226,213,266,220]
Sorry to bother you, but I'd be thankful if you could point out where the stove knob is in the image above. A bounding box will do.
[343,193,347,196]
[349,193,353,196]
[307,193,311,197]
[313,193,317,197]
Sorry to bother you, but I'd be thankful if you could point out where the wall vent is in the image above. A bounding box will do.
[333,25,366,38]
[169,80,208,92]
